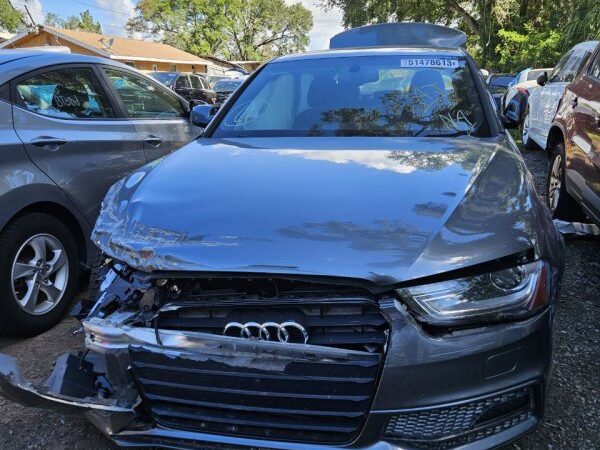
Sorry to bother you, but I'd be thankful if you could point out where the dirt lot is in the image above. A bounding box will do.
[0,147,598,450]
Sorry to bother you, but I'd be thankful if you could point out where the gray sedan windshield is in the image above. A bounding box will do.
[213,55,488,138]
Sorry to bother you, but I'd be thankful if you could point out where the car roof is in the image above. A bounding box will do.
[571,40,599,52]
[271,46,465,64]
[0,50,137,85]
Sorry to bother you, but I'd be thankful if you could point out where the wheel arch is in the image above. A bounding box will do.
[0,185,92,268]
[546,124,566,154]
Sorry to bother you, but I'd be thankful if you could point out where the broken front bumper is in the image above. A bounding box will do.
[0,296,553,450]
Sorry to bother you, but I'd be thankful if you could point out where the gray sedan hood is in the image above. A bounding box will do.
[93,136,544,285]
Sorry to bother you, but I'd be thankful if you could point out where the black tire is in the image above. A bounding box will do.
[547,142,586,222]
[0,213,79,336]
[520,107,538,150]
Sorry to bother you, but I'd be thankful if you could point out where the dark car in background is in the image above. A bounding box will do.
[0,50,202,335]
[150,72,217,105]
[487,73,516,109]
[0,23,564,450]
[502,68,552,125]
[213,77,244,105]
[546,42,600,224]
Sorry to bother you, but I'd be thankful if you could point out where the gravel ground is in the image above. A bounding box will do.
[0,146,598,450]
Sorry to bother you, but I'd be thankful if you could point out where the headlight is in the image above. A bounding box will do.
[397,260,549,326]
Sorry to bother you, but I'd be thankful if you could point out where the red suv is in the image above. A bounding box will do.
[547,42,600,224]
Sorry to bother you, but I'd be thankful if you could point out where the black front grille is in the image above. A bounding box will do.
[154,298,388,353]
[130,342,384,444]
[385,384,539,449]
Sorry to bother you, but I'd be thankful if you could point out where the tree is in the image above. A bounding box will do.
[127,0,241,56]
[44,9,102,33]
[224,0,312,60]
[562,0,600,50]
[127,0,312,60]
[0,0,24,32]
[43,12,64,28]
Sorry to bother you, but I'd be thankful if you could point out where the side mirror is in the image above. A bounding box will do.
[536,72,548,86]
[189,99,207,109]
[191,104,217,128]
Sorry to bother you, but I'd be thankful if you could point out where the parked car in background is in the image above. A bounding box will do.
[149,72,216,105]
[0,23,564,450]
[486,72,516,109]
[0,50,202,335]
[522,41,598,150]
[213,77,245,105]
[546,42,600,224]
[206,74,229,88]
[502,67,552,125]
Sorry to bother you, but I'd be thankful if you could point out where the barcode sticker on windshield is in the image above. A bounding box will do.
[400,58,460,68]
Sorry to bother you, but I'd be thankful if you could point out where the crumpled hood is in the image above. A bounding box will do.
[93,136,546,285]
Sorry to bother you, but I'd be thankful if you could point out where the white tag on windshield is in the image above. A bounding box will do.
[400,58,460,68]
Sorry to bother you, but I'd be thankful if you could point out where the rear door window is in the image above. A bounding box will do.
[14,67,116,119]
[588,50,600,79]
[175,75,191,89]
[102,67,185,119]
[190,75,202,89]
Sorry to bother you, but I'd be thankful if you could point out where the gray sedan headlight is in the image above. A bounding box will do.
[397,260,549,326]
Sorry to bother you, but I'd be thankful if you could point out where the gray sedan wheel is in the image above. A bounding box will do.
[0,213,79,336]
[11,233,69,315]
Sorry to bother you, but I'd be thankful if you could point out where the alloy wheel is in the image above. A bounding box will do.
[10,233,69,315]
[548,154,562,213]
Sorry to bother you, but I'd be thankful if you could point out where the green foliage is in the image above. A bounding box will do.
[44,9,102,33]
[496,25,562,72]
[127,0,312,61]
[562,0,600,50]
[0,0,24,32]
[225,0,312,60]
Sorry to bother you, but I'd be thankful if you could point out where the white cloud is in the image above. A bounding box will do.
[11,0,43,25]
[287,0,345,50]
[93,0,135,36]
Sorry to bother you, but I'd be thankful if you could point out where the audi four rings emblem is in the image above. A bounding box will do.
[223,321,309,344]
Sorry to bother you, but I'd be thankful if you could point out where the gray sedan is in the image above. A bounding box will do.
[0,50,202,335]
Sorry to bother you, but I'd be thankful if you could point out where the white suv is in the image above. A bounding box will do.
[522,41,598,150]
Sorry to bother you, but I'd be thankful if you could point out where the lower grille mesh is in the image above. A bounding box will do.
[385,384,538,449]
[130,343,383,444]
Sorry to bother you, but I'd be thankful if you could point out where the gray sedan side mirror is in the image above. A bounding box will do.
[191,104,217,128]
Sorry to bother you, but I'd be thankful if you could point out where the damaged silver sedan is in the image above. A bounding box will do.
[0,23,565,450]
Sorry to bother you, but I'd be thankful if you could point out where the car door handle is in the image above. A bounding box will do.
[30,136,68,151]
[144,135,164,147]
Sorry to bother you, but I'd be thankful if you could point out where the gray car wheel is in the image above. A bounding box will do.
[11,233,69,315]
[0,213,79,336]
[521,108,537,150]
[546,142,586,222]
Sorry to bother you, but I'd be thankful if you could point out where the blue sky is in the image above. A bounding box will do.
[10,0,344,51]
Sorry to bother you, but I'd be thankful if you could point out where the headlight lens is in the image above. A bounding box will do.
[397,260,549,326]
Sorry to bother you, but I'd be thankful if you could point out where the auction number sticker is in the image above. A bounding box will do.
[400,58,460,68]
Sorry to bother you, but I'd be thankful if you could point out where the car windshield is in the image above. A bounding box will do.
[526,69,546,81]
[214,80,243,91]
[213,55,488,138]
[489,75,515,87]
[149,72,177,86]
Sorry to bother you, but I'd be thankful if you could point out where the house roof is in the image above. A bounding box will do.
[44,25,212,64]
[1,25,214,66]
